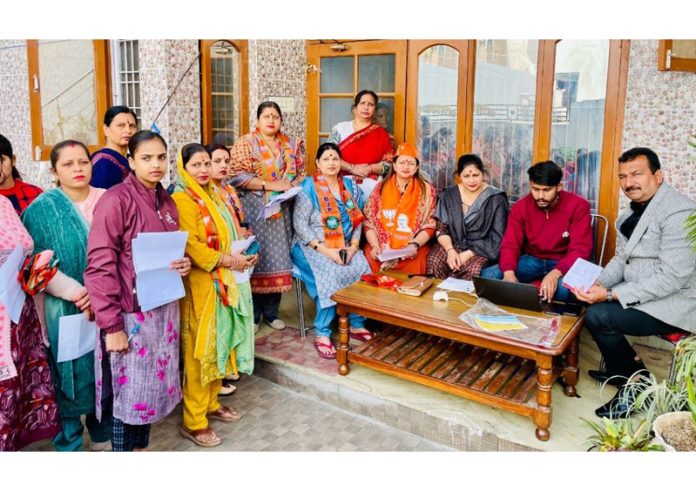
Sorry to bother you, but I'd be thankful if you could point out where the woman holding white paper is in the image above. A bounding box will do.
[22,140,113,451]
[207,143,253,395]
[84,130,191,452]
[0,195,60,451]
[363,142,437,275]
[172,143,257,448]
[229,101,306,331]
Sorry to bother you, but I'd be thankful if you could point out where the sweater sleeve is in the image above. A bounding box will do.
[497,201,525,273]
[84,193,127,334]
[555,198,593,274]
[172,193,222,272]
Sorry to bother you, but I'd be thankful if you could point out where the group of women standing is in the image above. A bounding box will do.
[0,87,511,451]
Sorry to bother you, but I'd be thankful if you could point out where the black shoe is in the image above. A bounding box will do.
[587,370,628,387]
[594,371,650,419]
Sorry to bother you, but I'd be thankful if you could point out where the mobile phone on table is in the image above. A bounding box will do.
[243,241,260,255]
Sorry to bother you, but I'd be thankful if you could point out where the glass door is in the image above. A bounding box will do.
[306,40,406,174]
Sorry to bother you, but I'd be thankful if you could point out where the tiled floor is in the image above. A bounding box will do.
[23,374,452,452]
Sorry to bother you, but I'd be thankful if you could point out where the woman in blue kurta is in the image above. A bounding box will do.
[291,143,371,359]
[90,106,138,189]
[22,140,112,451]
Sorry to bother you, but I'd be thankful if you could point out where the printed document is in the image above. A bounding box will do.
[132,231,188,312]
[562,258,603,293]
[437,277,475,293]
[257,186,302,220]
[230,235,257,283]
[57,314,97,363]
[377,247,414,262]
[0,245,26,323]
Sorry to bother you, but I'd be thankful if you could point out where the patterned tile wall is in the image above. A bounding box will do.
[139,39,201,186]
[248,40,307,143]
[0,40,53,188]
[621,40,696,204]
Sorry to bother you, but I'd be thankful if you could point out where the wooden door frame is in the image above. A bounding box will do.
[199,39,249,145]
[596,40,631,263]
[306,40,407,174]
[404,40,475,158]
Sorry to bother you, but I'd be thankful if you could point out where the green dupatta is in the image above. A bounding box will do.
[21,188,96,416]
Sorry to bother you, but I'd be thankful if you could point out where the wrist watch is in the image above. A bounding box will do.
[606,288,613,302]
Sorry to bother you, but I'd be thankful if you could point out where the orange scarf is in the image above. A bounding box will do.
[379,177,421,249]
[313,175,363,248]
[214,183,245,234]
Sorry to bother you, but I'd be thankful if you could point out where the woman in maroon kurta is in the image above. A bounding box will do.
[84,130,191,451]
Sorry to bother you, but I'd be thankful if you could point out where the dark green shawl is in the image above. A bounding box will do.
[21,188,96,416]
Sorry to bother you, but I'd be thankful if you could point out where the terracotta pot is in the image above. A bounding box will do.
[652,411,692,452]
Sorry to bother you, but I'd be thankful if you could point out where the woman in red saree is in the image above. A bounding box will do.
[328,90,394,182]
[363,143,437,275]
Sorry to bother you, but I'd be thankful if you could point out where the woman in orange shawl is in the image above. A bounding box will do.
[328,90,394,182]
[363,143,437,274]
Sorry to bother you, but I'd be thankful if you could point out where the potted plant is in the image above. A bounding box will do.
[652,371,696,451]
[583,417,664,452]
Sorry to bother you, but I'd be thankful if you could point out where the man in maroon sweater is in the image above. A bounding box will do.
[480,161,593,302]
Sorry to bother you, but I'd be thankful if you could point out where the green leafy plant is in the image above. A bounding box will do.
[583,417,664,452]
[686,376,696,427]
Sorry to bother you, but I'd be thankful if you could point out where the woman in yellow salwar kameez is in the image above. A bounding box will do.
[172,143,258,448]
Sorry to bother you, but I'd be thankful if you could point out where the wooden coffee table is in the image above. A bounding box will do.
[332,276,584,441]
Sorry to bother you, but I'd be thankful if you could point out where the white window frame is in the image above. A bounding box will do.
[110,39,141,121]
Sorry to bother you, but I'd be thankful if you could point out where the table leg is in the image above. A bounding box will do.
[534,355,553,441]
[337,305,350,376]
[562,334,579,397]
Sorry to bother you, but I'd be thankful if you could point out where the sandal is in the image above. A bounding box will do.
[207,405,242,423]
[349,328,374,343]
[179,426,222,448]
[314,338,336,359]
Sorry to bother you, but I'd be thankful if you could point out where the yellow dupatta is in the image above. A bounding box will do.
[175,150,239,386]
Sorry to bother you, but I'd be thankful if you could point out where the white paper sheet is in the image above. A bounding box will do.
[230,235,256,283]
[57,314,97,363]
[377,247,413,262]
[0,245,27,324]
[357,178,378,199]
[132,231,188,312]
[257,186,302,220]
[561,258,603,293]
[437,277,475,293]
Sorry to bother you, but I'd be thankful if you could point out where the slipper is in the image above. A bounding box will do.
[349,329,374,343]
[207,405,242,423]
[314,338,336,359]
[219,380,237,396]
[179,426,222,448]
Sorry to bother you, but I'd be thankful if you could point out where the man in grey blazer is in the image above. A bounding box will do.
[573,147,695,418]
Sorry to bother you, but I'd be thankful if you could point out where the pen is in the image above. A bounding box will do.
[127,324,141,342]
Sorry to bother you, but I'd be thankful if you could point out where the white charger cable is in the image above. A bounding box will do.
[433,289,477,306]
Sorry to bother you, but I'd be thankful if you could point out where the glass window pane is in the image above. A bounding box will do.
[320,57,354,93]
[320,97,353,134]
[358,54,395,93]
[672,40,696,58]
[551,40,609,213]
[38,40,97,145]
[473,40,538,203]
[210,41,240,145]
[375,96,394,136]
[417,45,459,191]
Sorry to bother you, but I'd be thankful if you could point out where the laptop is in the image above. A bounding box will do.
[472,276,583,316]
